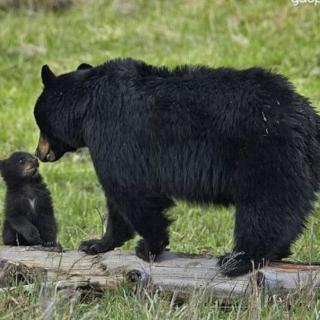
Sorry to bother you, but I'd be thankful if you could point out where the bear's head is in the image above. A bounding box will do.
[34,63,93,162]
[0,152,40,183]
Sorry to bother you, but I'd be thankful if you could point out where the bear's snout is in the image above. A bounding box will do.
[35,133,55,162]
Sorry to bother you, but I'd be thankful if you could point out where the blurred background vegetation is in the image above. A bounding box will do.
[0,0,319,319]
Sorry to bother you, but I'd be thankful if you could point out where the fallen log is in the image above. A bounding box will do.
[0,246,319,298]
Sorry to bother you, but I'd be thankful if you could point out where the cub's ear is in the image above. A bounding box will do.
[77,63,93,70]
[41,65,56,87]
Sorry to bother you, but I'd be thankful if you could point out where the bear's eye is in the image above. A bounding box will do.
[18,159,24,164]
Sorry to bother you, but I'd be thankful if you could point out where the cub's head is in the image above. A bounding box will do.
[34,63,93,162]
[0,152,40,183]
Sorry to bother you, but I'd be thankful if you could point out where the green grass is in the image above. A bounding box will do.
[0,0,319,318]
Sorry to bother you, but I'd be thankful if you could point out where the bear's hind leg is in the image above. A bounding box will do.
[80,198,135,254]
[219,140,317,277]
[271,244,292,261]
[219,201,307,277]
[3,220,18,245]
[2,220,30,246]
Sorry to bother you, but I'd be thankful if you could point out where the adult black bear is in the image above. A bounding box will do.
[0,152,58,247]
[33,58,320,277]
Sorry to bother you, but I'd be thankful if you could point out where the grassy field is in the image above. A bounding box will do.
[0,0,319,318]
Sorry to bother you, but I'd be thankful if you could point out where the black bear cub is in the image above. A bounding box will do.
[0,151,58,247]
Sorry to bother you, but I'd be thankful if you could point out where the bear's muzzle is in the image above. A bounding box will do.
[35,134,56,162]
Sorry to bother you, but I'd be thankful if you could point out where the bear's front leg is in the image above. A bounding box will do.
[135,232,169,262]
[115,193,174,262]
[37,211,59,247]
[80,198,134,254]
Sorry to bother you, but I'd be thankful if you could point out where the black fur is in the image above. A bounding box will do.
[0,152,58,247]
[33,58,320,276]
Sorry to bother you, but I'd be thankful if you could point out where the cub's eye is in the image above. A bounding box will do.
[19,159,24,164]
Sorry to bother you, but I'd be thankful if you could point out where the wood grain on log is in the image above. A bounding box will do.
[0,246,319,298]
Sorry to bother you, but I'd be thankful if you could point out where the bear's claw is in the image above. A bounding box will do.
[218,252,267,277]
[79,239,114,255]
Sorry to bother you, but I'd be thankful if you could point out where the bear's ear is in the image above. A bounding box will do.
[41,65,56,87]
[77,63,93,70]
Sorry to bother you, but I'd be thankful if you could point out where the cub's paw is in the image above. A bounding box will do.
[25,229,42,245]
[42,241,57,247]
[218,252,265,277]
[79,239,112,255]
[42,241,64,252]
